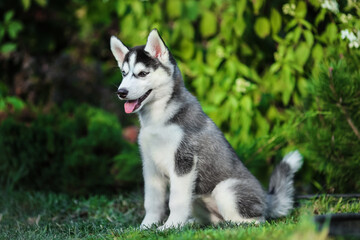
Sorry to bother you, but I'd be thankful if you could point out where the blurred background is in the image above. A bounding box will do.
[0,0,359,196]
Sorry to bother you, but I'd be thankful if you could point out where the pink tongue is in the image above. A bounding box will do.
[124,100,138,114]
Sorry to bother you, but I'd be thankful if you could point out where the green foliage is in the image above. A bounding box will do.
[296,58,360,192]
[0,103,141,195]
[0,10,23,53]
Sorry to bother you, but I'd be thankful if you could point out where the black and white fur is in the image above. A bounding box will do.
[110,29,303,230]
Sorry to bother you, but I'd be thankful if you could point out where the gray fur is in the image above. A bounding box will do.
[266,161,296,218]
[233,180,266,218]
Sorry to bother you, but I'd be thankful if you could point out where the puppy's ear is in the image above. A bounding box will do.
[110,36,129,69]
[144,29,169,61]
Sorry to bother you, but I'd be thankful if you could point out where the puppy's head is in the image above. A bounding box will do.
[110,29,174,114]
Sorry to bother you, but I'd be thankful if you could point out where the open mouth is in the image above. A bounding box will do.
[124,89,152,114]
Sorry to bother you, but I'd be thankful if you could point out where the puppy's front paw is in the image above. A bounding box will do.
[140,216,160,230]
[139,223,152,230]
[157,220,185,231]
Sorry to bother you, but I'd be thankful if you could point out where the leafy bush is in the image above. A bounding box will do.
[0,102,141,195]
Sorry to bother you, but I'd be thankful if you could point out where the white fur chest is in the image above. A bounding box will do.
[139,123,183,176]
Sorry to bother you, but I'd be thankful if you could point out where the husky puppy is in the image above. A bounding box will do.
[110,29,303,230]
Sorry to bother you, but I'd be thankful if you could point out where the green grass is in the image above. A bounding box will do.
[0,190,359,240]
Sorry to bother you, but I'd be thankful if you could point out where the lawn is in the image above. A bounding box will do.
[1,191,359,240]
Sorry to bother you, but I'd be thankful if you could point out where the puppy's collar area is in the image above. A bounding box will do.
[124,89,152,114]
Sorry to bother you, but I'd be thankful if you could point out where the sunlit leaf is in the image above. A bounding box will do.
[254,17,270,38]
[312,43,323,63]
[115,0,127,16]
[200,11,217,38]
[270,8,282,35]
[295,42,310,67]
[304,30,314,47]
[252,0,263,15]
[295,1,307,19]
[167,0,182,19]
[236,0,247,17]
[234,18,246,37]
[325,23,338,43]
[179,39,194,60]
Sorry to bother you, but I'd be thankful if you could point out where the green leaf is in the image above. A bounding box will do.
[270,8,282,35]
[181,20,194,39]
[236,0,247,17]
[325,23,338,43]
[184,1,199,21]
[241,95,252,113]
[297,77,308,96]
[295,42,310,67]
[281,66,295,106]
[234,17,246,37]
[255,111,270,137]
[0,43,17,53]
[8,21,23,39]
[4,11,14,23]
[22,0,31,11]
[131,2,143,18]
[299,19,312,30]
[269,62,281,74]
[200,11,217,38]
[221,14,234,41]
[315,8,326,26]
[213,91,227,105]
[167,1,182,19]
[304,30,314,47]
[295,1,307,19]
[115,0,127,16]
[34,0,47,7]
[179,39,194,60]
[312,43,323,63]
[5,96,25,111]
[254,17,270,38]
[266,105,279,121]
[252,0,264,15]
[293,27,302,43]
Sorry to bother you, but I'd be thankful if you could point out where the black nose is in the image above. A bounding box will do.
[117,88,128,98]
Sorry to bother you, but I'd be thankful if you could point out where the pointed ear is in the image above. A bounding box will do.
[110,36,129,68]
[144,29,169,61]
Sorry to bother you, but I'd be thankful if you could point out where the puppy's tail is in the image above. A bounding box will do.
[266,150,303,218]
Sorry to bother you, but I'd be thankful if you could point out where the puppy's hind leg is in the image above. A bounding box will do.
[212,178,266,224]
[192,195,223,225]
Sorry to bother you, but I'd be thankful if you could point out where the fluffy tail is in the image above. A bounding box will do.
[266,150,303,218]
